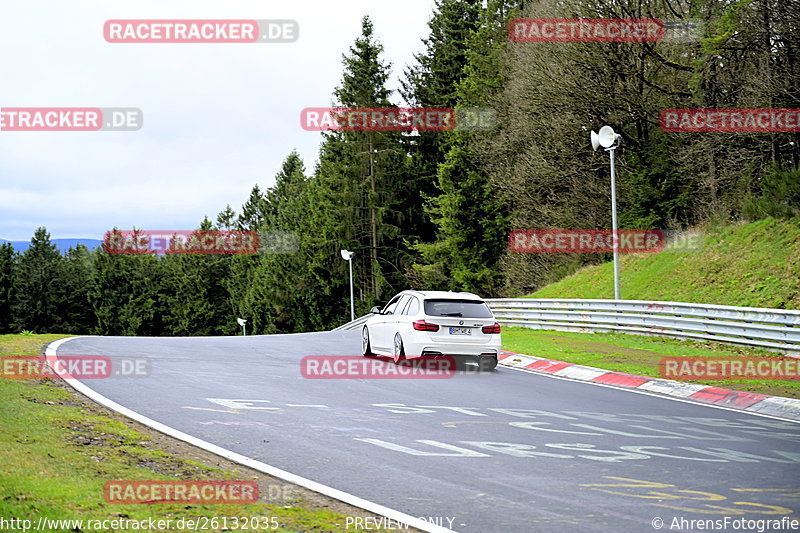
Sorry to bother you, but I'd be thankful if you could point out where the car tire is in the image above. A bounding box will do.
[362,327,376,357]
[480,356,498,371]
[392,333,405,364]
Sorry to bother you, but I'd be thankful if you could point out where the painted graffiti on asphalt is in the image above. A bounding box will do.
[201,399,800,464]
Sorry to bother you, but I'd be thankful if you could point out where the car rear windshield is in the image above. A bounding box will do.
[423,299,493,318]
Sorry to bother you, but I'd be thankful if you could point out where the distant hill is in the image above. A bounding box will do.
[0,238,102,254]
[530,218,800,309]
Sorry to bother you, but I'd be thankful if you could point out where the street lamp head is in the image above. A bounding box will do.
[340,249,354,260]
[236,318,247,326]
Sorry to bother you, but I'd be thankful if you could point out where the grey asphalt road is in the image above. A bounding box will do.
[55,331,800,533]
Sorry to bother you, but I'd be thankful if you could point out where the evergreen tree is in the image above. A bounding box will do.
[162,218,237,336]
[238,152,315,333]
[401,0,483,244]
[216,205,237,231]
[11,227,66,332]
[237,185,269,231]
[312,16,409,315]
[59,244,95,333]
[411,0,515,294]
[0,243,15,333]
[91,229,166,335]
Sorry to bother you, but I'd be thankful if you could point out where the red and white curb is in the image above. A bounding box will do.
[498,350,800,421]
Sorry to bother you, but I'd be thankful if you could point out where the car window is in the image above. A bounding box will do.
[402,297,419,316]
[423,299,493,318]
[392,295,411,316]
[382,295,402,315]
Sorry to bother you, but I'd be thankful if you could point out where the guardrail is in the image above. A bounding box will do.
[484,298,800,355]
[333,299,800,355]
[332,314,370,331]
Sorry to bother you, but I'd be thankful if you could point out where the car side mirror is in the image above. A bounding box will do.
[370,306,381,314]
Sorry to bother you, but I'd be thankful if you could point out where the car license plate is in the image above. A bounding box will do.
[449,327,471,335]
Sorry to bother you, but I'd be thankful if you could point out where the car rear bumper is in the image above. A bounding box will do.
[403,341,500,358]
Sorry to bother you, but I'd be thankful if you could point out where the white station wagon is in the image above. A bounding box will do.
[361,290,501,371]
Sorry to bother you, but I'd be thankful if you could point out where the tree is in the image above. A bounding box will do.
[312,16,409,314]
[401,0,483,243]
[161,218,237,336]
[11,227,65,332]
[59,245,95,333]
[236,185,269,231]
[0,243,14,333]
[237,153,307,332]
[411,0,516,294]
[216,205,237,231]
[91,229,166,335]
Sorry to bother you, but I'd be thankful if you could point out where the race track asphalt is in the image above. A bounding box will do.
[54,331,800,533]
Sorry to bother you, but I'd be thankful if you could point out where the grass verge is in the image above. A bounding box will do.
[0,334,416,533]
[502,327,800,399]
[531,218,800,309]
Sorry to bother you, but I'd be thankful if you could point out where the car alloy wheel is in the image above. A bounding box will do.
[393,333,405,364]
[362,327,376,357]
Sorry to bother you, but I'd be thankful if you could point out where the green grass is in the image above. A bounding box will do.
[531,218,800,309]
[0,334,405,533]
[502,327,800,398]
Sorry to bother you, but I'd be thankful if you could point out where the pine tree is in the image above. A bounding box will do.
[161,218,237,336]
[312,16,409,313]
[0,243,15,333]
[91,229,166,335]
[11,227,66,332]
[59,244,95,333]
[411,0,515,294]
[216,205,237,231]
[237,151,326,333]
[401,0,483,242]
[237,185,269,231]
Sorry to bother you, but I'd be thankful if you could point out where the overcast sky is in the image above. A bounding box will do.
[0,0,435,241]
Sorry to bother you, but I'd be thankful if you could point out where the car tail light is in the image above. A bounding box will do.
[482,323,501,334]
[413,320,439,332]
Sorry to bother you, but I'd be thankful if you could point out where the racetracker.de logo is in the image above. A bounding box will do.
[1,355,150,380]
[660,108,800,133]
[0,108,142,131]
[509,18,664,42]
[103,20,298,43]
[661,357,800,380]
[509,229,665,253]
[2,355,110,379]
[104,480,259,504]
[300,107,496,132]
[103,230,260,255]
[301,356,457,379]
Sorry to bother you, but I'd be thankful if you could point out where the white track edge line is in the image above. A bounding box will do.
[45,337,456,533]
[499,359,800,424]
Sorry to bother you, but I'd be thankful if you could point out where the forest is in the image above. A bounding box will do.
[1,0,798,335]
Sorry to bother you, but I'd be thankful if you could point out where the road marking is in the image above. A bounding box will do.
[46,338,456,533]
[355,439,491,457]
[181,406,240,414]
[442,421,504,428]
[581,476,797,515]
[208,398,281,410]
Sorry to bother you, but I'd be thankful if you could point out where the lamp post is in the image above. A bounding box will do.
[591,125,622,300]
[340,249,355,321]
[236,317,247,336]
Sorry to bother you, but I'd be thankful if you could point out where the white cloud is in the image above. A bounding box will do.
[0,0,433,240]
